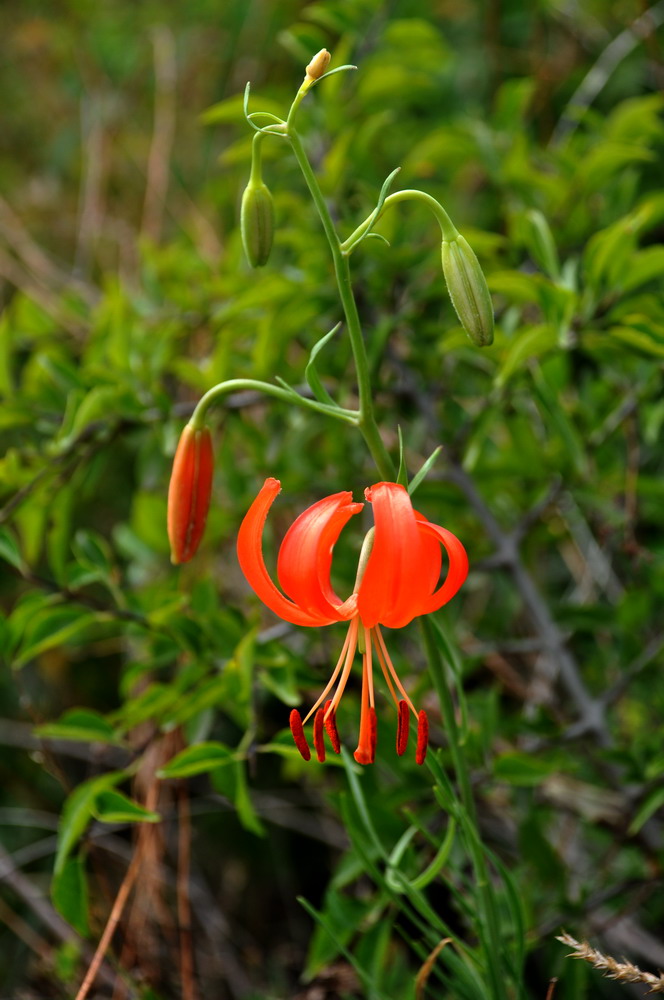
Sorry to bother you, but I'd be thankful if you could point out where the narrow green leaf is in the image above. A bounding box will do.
[158,741,235,779]
[305,323,341,407]
[92,789,160,825]
[493,752,555,786]
[628,786,664,836]
[0,525,25,573]
[408,446,443,496]
[36,709,121,745]
[55,771,126,874]
[51,854,89,937]
[396,427,408,488]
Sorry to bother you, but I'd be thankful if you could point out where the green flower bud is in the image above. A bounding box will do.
[441,235,494,347]
[241,180,274,268]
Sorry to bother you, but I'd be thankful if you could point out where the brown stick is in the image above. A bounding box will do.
[177,783,197,1000]
[142,26,176,242]
[73,849,142,1000]
[415,937,452,1000]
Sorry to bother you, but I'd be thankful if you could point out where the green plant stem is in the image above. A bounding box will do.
[189,378,358,430]
[341,189,460,253]
[420,615,508,1000]
[287,128,396,481]
[249,132,264,184]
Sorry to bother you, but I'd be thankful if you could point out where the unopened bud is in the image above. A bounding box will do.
[305,49,331,82]
[441,235,494,347]
[167,424,214,564]
[241,180,274,268]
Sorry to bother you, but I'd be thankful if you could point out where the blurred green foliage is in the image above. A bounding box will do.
[1,0,664,998]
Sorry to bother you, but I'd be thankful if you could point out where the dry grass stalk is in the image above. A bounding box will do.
[557,931,664,993]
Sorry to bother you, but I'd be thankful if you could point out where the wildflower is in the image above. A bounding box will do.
[237,479,468,765]
[167,424,214,564]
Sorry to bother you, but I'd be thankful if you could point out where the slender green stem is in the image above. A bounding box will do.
[249,132,264,184]
[420,615,508,1000]
[189,378,358,431]
[287,128,396,481]
[342,189,459,253]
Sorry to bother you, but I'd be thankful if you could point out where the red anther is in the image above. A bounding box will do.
[323,699,341,754]
[290,709,311,761]
[369,707,377,763]
[396,700,410,756]
[416,710,429,765]
[313,708,326,762]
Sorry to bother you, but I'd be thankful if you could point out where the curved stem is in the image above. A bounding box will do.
[249,132,265,184]
[342,189,459,253]
[287,128,396,481]
[190,378,358,430]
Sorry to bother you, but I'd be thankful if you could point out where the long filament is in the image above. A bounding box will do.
[373,625,417,717]
[373,632,400,708]
[325,617,360,717]
[303,619,356,724]
[364,626,375,708]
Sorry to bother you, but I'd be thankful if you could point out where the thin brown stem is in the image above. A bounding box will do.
[73,850,142,1000]
[177,782,197,1000]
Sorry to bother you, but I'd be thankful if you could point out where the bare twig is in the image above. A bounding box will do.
[552,1,664,143]
[415,937,453,1000]
[177,783,197,1000]
[557,930,664,992]
[142,26,177,242]
[76,94,109,276]
[73,849,142,1000]
[0,843,120,992]
[0,248,86,337]
[445,462,609,742]
[0,196,97,304]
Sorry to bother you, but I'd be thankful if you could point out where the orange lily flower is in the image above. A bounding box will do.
[237,478,468,765]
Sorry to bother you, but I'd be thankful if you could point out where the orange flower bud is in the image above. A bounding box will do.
[167,425,214,564]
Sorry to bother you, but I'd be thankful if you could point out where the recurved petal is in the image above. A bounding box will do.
[357,482,429,629]
[277,492,363,620]
[415,519,469,614]
[237,478,333,626]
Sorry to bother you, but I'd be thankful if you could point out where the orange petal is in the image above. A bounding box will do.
[167,425,214,564]
[277,492,363,620]
[358,482,429,629]
[237,479,332,626]
[415,520,469,614]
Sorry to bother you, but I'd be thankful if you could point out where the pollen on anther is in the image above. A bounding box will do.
[323,699,341,753]
[416,710,429,765]
[396,700,409,756]
[369,707,377,763]
[313,708,326,762]
[290,709,311,761]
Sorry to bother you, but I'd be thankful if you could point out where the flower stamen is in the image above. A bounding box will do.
[373,625,417,717]
[354,645,377,764]
[396,699,410,755]
[303,619,356,724]
[313,708,326,762]
[290,709,311,761]
[323,699,341,753]
[416,710,429,765]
